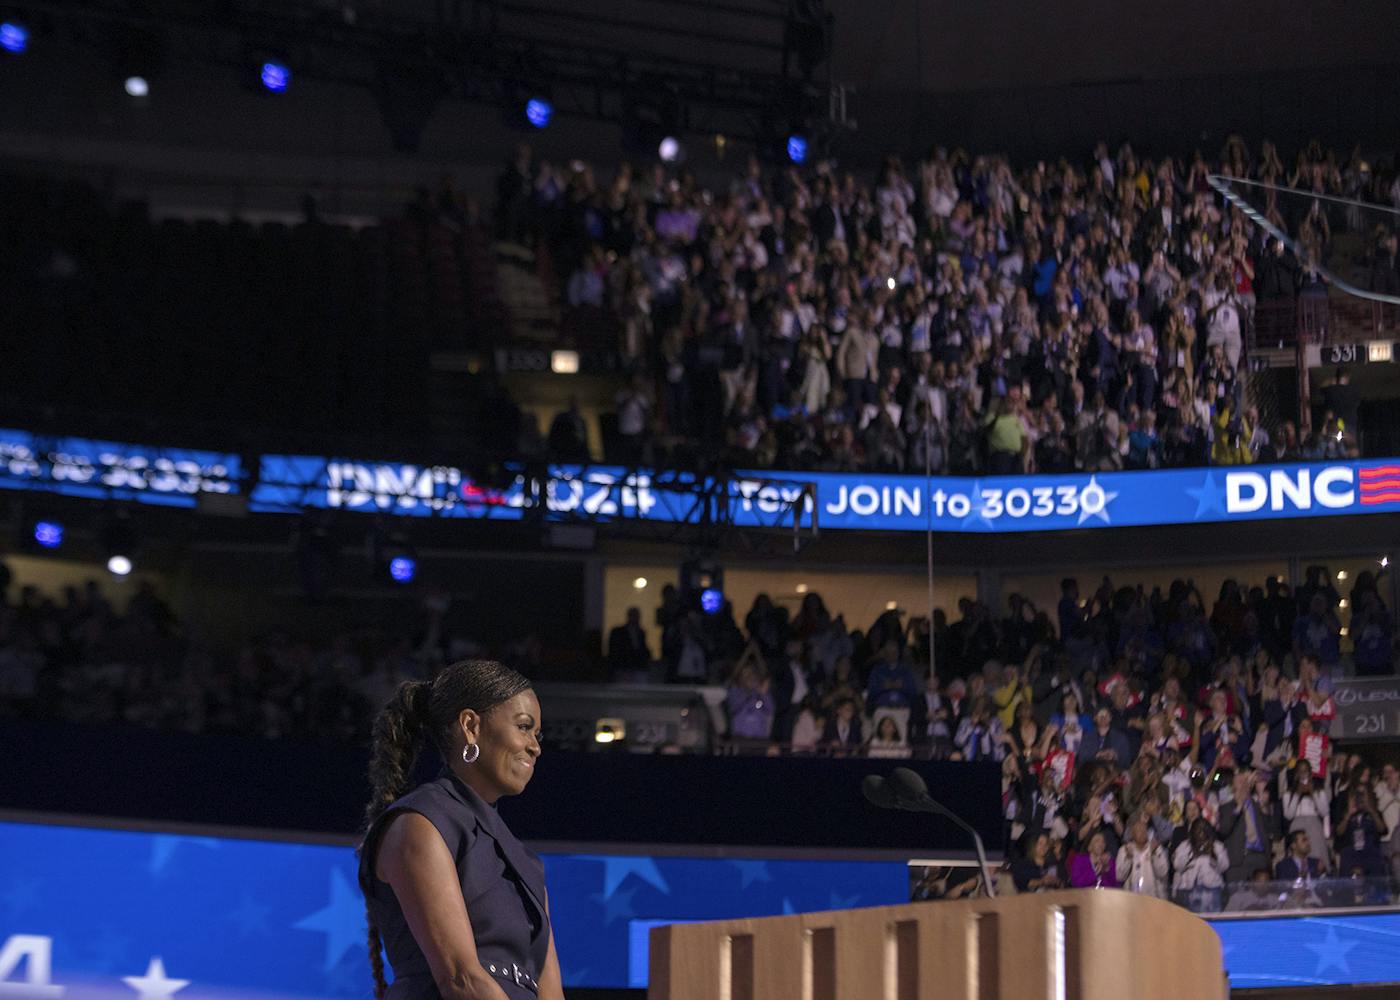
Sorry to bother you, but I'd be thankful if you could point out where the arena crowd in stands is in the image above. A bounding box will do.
[502,136,1398,473]
[613,562,1400,910]
[2,558,1397,913]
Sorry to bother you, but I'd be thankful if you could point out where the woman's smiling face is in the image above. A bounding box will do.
[462,690,542,801]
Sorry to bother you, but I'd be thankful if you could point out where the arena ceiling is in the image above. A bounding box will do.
[4,0,1399,184]
[309,0,1400,93]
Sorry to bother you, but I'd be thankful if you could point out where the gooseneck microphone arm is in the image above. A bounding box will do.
[902,786,998,900]
[864,768,997,898]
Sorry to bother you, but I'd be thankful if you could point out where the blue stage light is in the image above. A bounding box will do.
[33,521,63,549]
[260,62,290,92]
[525,97,553,129]
[699,587,723,614]
[388,556,416,583]
[0,22,28,54]
[787,134,808,164]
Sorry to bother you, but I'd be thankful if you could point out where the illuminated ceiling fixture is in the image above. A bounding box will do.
[0,21,29,54]
[595,717,626,744]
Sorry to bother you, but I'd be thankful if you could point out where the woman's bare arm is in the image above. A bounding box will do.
[536,893,566,1000]
[376,812,511,1000]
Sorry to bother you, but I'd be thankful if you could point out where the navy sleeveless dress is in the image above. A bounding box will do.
[359,771,551,999]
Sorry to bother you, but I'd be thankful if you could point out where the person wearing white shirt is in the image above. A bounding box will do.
[1172,818,1231,911]
[1122,308,1158,410]
[1205,273,1243,369]
[1281,760,1332,870]
[859,390,902,432]
[1117,815,1169,899]
[775,287,815,341]
[1377,764,1400,880]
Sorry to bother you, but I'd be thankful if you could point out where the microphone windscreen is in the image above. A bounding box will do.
[888,767,930,801]
[862,774,899,808]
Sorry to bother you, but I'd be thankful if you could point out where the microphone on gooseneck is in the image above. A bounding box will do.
[861,766,998,897]
[886,767,932,805]
[862,773,899,809]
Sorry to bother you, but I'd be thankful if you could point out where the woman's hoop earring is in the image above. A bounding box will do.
[462,743,480,765]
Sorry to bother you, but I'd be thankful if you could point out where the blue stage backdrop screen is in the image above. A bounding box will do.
[2,818,1397,995]
[0,819,905,996]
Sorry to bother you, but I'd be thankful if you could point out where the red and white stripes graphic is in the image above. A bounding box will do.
[1359,465,1400,505]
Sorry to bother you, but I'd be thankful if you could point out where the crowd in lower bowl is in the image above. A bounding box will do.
[626,566,1397,911]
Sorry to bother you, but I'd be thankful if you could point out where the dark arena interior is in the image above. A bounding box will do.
[4,2,1400,998]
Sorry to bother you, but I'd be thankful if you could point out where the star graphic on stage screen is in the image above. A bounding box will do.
[576,855,672,899]
[728,860,773,889]
[1185,471,1227,518]
[1076,475,1119,526]
[294,867,366,972]
[959,481,997,530]
[589,886,638,926]
[828,890,862,910]
[1304,925,1357,977]
[148,835,220,876]
[325,955,366,996]
[122,957,190,999]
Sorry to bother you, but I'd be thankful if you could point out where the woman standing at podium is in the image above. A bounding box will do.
[357,660,564,1000]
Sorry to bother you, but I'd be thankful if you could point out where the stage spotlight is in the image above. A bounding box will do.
[658,136,681,163]
[787,134,808,164]
[524,97,552,128]
[103,514,137,577]
[372,526,418,585]
[681,556,724,614]
[33,521,63,550]
[388,556,417,584]
[0,21,28,54]
[109,24,165,101]
[260,61,290,93]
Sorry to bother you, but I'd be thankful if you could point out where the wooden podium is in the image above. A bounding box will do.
[648,889,1225,1000]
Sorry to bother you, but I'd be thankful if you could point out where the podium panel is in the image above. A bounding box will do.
[649,889,1225,1000]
